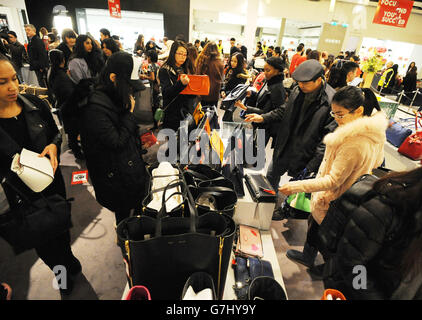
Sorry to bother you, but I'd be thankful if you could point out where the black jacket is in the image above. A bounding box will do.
[27,35,49,71]
[8,41,28,69]
[320,174,422,300]
[0,94,65,206]
[244,75,286,141]
[221,69,249,95]
[158,64,195,131]
[403,71,417,93]
[262,81,337,176]
[48,68,75,109]
[80,89,147,212]
[56,42,73,69]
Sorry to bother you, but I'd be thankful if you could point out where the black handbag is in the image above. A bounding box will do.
[183,164,238,217]
[221,84,250,112]
[0,176,73,254]
[116,175,236,300]
[244,174,277,203]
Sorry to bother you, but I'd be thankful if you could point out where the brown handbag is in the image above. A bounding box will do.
[178,75,210,96]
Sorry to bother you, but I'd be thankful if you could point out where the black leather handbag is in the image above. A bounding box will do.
[0,176,73,255]
[221,84,250,112]
[244,174,277,203]
[183,164,238,217]
[116,176,236,300]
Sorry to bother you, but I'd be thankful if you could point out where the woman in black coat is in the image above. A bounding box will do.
[403,66,417,94]
[0,55,81,295]
[319,168,422,300]
[158,40,196,132]
[235,56,286,145]
[47,49,84,160]
[80,51,147,224]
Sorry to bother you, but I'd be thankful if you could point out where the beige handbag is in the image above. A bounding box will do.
[10,148,54,193]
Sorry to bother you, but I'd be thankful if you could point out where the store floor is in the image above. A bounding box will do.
[0,123,324,301]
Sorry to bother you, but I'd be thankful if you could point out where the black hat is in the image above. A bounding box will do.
[265,56,284,72]
[107,51,145,92]
[292,59,324,82]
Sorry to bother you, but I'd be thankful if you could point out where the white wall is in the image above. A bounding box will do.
[190,0,422,49]
[409,45,422,78]
[0,0,28,43]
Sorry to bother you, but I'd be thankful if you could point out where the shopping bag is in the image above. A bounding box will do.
[287,192,311,213]
[178,75,210,96]
[398,111,422,160]
[117,174,236,300]
[221,84,250,112]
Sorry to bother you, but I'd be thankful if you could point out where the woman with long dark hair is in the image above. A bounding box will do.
[0,54,81,295]
[101,37,120,59]
[133,34,145,57]
[321,167,422,299]
[68,34,104,84]
[195,41,224,108]
[186,43,198,74]
[47,49,83,159]
[220,52,250,121]
[403,66,417,94]
[327,60,359,90]
[56,29,77,68]
[79,51,147,225]
[158,40,196,131]
[279,86,387,275]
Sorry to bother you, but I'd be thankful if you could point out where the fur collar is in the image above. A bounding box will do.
[323,111,388,147]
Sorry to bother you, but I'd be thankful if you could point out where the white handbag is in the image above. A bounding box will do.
[10,148,54,193]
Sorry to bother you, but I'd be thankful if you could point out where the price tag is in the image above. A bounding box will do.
[71,170,89,185]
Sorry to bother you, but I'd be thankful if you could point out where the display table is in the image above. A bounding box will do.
[21,64,39,86]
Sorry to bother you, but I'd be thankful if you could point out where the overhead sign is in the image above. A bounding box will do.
[108,0,122,19]
[373,0,414,28]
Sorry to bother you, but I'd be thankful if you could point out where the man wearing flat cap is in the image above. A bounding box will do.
[245,59,337,219]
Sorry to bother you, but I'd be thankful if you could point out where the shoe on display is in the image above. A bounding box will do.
[286,243,318,269]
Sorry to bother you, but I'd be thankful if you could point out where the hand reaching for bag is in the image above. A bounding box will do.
[244,113,264,123]
[234,100,247,110]
[39,144,58,174]
[180,74,190,86]
[278,183,294,196]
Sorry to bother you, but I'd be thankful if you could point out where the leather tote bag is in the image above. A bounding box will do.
[116,176,236,300]
[0,176,73,254]
[221,84,249,112]
[386,120,412,148]
[178,75,210,96]
[132,85,154,125]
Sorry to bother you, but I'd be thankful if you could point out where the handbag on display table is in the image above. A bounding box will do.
[386,120,413,148]
[116,172,236,300]
[221,84,250,112]
[398,111,422,160]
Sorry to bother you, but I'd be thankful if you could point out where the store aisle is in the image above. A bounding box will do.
[0,128,324,300]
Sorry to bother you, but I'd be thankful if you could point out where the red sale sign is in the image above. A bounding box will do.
[108,0,122,19]
[373,0,414,28]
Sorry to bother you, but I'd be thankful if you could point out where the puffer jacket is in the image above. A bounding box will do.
[287,111,388,224]
[320,174,422,300]
[80,89,147,212]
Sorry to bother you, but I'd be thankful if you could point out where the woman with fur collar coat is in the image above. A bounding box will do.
[279,86,389,271]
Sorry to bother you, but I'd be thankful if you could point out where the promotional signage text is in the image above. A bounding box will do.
[373,0,414,28]
[108,0,122,19]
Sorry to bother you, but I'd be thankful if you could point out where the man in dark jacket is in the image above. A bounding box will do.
[24,24,49,87]
[7,31,28,82]
[245,60,337,220]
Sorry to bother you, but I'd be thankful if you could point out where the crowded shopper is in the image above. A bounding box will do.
[289,43,305,75]
[56,29,77,68]
[221,52,251,121]
[0,54,81,295]
[133,34,146,57]
[217,39,224,56]
[79,51,148,225]
[39,27,49,49]
[322,167,422,299]
[158,40,195,131]
[24,24,49,88]
[158,36,173,61]
[47,49,84,160]
[245,60,337,219]
[194,39,203,53]
[186,43,198,74]
[403,65,417,94]
[47,32,60,51]
[6,31,28,83]
[101,37,120,59]
[195,41,225,108]
[377,61,396,93]
[278,86,386,275]
[327,60,359,91]
[68,34,104,85]
[99,28,111,41]
[235,56,286,146]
